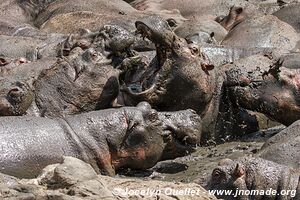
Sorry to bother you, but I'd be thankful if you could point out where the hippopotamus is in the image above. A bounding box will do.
[0,78,33,116]
[216,6,247,31]
[33,0,186,34]
[0,34,66,61]
[130,0,259,19]
[0,102,201,178]
[258,120,300,169]
[34,47,120,117]
[224,54,300,126]
[0,57,57,116]
[208,157,300,200]
[0,0,31,25]
[120,16,260,142]
[174,16,228,45]
[221,14,300,53]
[273,3,300,33]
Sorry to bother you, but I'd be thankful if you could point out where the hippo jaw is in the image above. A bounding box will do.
[122,16,213,102]
[225,60,300,126]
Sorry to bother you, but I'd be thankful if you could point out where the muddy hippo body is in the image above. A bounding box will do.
[0,58,58,116]
[131,0,258,19]
[225,54,300,126]
[258,120,300,168]
[0,103,201,178]
[273,4,300,33]
[174,17,228,45]
[208,157,300,200]
[34,48,120,117]
[0,34,65,61]
[221,15,300,53]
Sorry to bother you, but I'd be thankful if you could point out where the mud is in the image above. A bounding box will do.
[118,126,285,186]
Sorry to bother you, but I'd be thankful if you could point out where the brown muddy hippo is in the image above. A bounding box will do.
[0,34,66,61]
[208,157,300,200]
[130,0,258,19]
[120,16,260,142]
[0,102,201,178]
[0,78,33,116]
[33,0,185,34]
[258,120,300,169]
[174,16,228,45]
[224,54,300,126]
[216,6,247,31]
[273,3,300,33]
[34,47,120,117]
[221,14,300,53]
[0,57,57,116]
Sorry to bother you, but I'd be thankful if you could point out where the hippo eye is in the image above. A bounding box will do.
[149,114,158,123]
[167,18,177,28]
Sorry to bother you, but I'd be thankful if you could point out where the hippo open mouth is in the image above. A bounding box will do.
[121,16,213,102]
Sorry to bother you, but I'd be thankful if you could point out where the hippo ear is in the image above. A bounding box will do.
[234,163,245,178]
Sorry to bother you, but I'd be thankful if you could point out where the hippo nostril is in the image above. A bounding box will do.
[8,88,21,96]
[0,58,9,66]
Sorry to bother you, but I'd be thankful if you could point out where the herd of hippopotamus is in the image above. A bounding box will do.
[0,0,300,199]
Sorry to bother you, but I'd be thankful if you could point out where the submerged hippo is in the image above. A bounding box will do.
[208,157,300,200]
[131,0,258,19]
[221,14,300,53]
[0,102,201,178]
[258,120,300,169]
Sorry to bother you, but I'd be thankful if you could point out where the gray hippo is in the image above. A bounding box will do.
[0,34,66,61]
[207,157,300,200]
[0,102,201,178]
[0,57,57,116]
[221,14,300,53]
[33,0,186,34]
[273,3,300,33]
[0,48,120,117]
[120,16,260,142]
[0,78,33,116]
[174,16,228,45]
[224,54,300,126]
[131,0,258,19]
[258,120,300,169]
[34,47,120,117]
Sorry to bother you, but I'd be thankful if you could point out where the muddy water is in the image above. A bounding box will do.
[118,126,284,188]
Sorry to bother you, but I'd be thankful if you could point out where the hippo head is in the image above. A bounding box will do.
[158,109,202,160]
[207,158,246,199]
[0,78,33,116]
[225,59,300,126]
[111,102,200,171]
[216,6,246,31]
[121,16,214,114]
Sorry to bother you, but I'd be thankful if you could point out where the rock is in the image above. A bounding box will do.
[40,157,97,189]
[0,157,216,200]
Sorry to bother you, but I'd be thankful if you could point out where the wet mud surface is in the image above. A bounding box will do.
[118,126,285,186]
